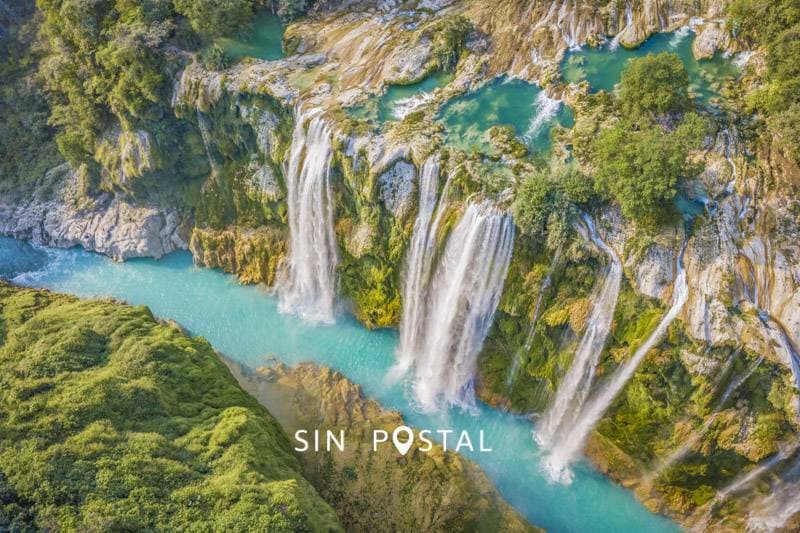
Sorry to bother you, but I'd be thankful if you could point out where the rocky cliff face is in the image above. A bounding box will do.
[0,164,190,261]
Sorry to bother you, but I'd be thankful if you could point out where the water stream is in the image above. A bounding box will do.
[536,215,622,451]
[0,236,678,532]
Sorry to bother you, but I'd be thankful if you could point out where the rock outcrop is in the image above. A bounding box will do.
[225,359,538,532]
[0,165,190,261]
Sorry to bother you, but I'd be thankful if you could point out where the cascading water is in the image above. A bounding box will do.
[197,110,219,177]
[402,201,515,412]
[609,2,633,50]
[541,246,689,483]
[277,108,338,323]
[536,214,622,449]
[524,91,562,143]
[392,155,442,378]
[506,249,561,389]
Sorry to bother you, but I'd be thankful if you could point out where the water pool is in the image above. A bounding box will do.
[219,10,285,62]
[562,29,740,109]
[437,77,574,155]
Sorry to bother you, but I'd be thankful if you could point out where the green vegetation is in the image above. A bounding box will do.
[426,14,472,72]
[0,282,340,531]
[175,0,256,38]
[729,0,800,165]
[512,165,591,252]
[0,3,62,195]
[571,52,709,225]
[618,53,690,119]
[592,114,706,224]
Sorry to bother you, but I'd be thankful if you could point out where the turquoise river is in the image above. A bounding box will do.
[0,236,679,532]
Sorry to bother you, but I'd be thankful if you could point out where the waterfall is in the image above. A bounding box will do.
[609,2,633,50]
[277,108,338,323]
[536,215,622,449]
[392,155,443,378]
[399,201,515,412]
[506,249,561,388]
[197,110,219,177]
[541,246,689,483]
[747,459,800,531]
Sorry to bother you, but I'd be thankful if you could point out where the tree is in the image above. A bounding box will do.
[619,52,690,119]
[592,123,686,224]
[513,169,577,251]
[173,0,256,38]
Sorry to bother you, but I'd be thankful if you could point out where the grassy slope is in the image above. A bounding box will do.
[0,281,340,532]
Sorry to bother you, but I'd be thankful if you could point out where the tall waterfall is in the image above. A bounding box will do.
[392,156,444,378]
[541,246,689,483]
[396,200,515,412]
[536,214,622,449]
[277,108,338,323]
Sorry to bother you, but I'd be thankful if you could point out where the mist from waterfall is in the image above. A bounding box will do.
[536,214,622,449]
[397,200,515,412]
[277,108,338,323]
[541,246,689,483]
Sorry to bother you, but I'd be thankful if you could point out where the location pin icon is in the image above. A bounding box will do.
[392,425,414,456]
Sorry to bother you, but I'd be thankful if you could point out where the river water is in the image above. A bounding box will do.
[0,237,678,532]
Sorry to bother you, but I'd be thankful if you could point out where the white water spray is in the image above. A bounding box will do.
[277,108,339,323]
[402,201,515,412]
[536,215,622,449]
[542,246,689,483]
[392,156,443,378]
[609,3,633,51]
[524,91,562,144]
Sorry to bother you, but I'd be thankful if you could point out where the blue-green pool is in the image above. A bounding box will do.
[562,29,740,108]
[348,72,454,123]
[0,237,679,533]
[437,77,574,155]
[218,10,285,62]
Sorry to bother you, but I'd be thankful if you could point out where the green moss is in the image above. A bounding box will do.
[0,282,341,532]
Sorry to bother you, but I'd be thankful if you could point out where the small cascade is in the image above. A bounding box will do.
[740,241,800,396]
[197,110,219,177]
[609,2,633,50]
[524,91,562,142]
[404,201,515,412]
[747,460,800,531]
[277,108,338,323]
[392,92,435,120]
[542,245,689,483]
[717,445,797,501]
[536,215,622,449]
[392,155,443,378]
[506,249,561,389]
